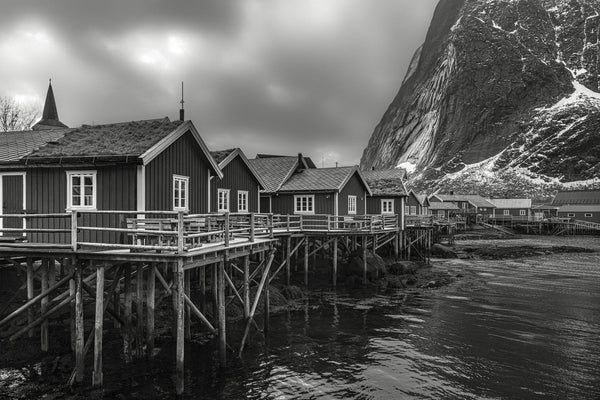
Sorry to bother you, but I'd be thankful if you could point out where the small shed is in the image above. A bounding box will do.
[362,169,407,228]
[488,199,532,218]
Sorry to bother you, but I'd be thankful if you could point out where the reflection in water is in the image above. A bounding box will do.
[2,249,599,399]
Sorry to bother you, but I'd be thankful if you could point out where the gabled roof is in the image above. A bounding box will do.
[279,166,372,195]
[488,198,532,209]
[256,154,316,168]
[431,194,496,208]
[415,193,430,207]
[552,189,600,206]
[0,129,70,162]
[532,204,560,210]
[429,202,460,210]
[558,204,600,212]
[2,118,223,177]
[361,169,407,197]
[210,148,267,190]
[248,156,301,193]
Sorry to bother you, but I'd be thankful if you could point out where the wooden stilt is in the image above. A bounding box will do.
[146,262,156,357]
[70,275,76,351]
[199,265,206,315]
[217,258,226,365]
[136,263,144,357]
[285,236,291,286]
[123,264,133,363]
[26,257,34,338]
[185,269,191,341]
[75,264,84,384]
[263,253,270,334]
[332,237,338,287]
[175,260,185,395]
[393,232,399,259]
[243,255,250,319]
[92,265,105,387]
[40,259,49,352]
[304,237,309,286]
[362,236,368,284]
[212,264,218,325]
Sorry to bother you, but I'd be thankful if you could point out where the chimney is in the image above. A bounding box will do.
[372,166,375,171]
[450,190,454,195]
[297,153,305,171]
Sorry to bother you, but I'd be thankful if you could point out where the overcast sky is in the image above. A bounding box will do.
[0,0,437,166]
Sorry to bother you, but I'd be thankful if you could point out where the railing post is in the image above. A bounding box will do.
[177,211,185,253]
[286,215,290,232]
[224,212,230,247]
[269,214,274,239]
[250,213,255,242]
[299,215,304,231]
[71,210,78,251]
[327,215,331,232]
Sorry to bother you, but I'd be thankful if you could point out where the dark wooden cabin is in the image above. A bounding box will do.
[551,189,600,224]
[405,190,430,216]
[0,110,221,245]
[249,156,371,216]
[429,202,460,219]
[557,205,600,223]
[209,148,266,213]
[488,199,532,219]
[362,169,407,228]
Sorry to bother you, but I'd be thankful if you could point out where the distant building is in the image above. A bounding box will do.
[361,169,407,229]
[428,202,460,219]
[429,193,495,222]
[552,189,600,223]
[488,198,532,219]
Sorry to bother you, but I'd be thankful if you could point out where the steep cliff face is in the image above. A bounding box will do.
[361,0,600,196]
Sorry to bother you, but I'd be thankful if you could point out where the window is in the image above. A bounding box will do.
[294,195,314,214]
[238,190,248,212]
[66,171,96,210]
[381,199,394,214]
[519,210,526,216]
[173,175,189,211]
[405,205,410,215]
[585,213,593,217]
[218,189,230,212]
[567,213,575,217]
[348,195,357,214]
[438,210,445,218]
[410,206,417,215]
[503,210,510,216]
[422,207,428,215]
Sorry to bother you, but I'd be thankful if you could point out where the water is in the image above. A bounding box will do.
[2,237,600,399]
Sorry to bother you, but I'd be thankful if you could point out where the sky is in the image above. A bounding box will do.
[0,0,437,167]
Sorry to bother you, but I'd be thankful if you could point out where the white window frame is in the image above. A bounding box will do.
[404,205,410,215]
[218,189,230,212]
[410,205,417,215]
[503,210,510,216]
[585,213,593,217]
[294,195,315,215]
[66,170,97,210]
[519,210,526,216]
[567,213,575,217]
[238,190,249,212]
[381,199,394,215]
[348,195,357,215]
[172,175,189,212]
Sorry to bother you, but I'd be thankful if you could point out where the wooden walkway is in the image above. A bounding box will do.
[0,210,432,394]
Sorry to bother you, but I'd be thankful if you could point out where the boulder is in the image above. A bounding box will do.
[431,243,458,258]
[389,261,419,275]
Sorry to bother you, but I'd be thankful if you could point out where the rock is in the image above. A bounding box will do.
[431,244,458,258]
[281,285,304,300]
[389,260,419,275]
[344,251,386,282]
[360,0,600,195]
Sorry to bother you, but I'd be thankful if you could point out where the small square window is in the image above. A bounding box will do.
[294,195,314,214]
[67,171,97,210]
[585,213,593,217]
[218,189,230,212]
[519,210,526,216]
[382,199,394,214]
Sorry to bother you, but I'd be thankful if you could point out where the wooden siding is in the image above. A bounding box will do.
[338,172,366,215]
[366,196,402,216]
[1,175,24,236]
[494,208,530,217]
[26,165,137,244]
[145,131,210,213]
[558,211,600,223]
[260,195,271,213]
[271,193,334,215]
[211,155,260,212]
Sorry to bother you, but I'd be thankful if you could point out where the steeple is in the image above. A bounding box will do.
[32,79,68,130]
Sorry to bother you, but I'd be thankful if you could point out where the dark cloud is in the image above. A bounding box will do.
[1,0,437,166]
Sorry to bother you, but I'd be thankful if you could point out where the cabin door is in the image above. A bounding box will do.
[1,174,25,238]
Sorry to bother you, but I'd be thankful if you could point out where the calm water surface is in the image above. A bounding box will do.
[2,238,599,399]
[177,243,600,399]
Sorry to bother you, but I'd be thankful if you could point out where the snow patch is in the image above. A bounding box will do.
[397,161,417,173]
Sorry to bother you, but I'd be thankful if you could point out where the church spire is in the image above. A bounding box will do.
[32,79,68,130]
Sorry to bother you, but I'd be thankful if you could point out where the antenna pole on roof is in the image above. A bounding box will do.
[179,81,185,121]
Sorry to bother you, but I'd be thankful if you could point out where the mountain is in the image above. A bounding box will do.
[360,0,600,198]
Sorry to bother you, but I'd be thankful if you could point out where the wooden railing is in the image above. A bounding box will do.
[0,211,400,253]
